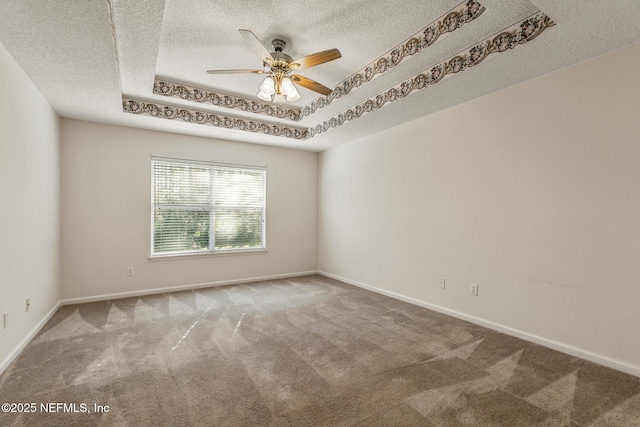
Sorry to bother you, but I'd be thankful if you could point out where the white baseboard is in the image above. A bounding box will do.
[0,301,61,376]
[60,270,319,305]
[318,270,640,378]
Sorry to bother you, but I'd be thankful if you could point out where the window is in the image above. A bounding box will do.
[151,157,266,257]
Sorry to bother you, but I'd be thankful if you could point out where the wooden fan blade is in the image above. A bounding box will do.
[207,69,264,74]
[239,29,274,62]
[290,74,333,96]
[291,49,341,70]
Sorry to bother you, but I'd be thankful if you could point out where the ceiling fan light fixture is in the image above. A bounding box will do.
[273,93,286,103]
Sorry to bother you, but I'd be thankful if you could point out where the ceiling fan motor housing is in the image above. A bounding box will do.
[269,39,293,68]
[271,39,286,52]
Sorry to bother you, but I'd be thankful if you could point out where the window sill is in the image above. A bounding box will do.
[148,248,268,262]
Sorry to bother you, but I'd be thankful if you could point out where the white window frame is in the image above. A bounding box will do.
[150,156,267,259]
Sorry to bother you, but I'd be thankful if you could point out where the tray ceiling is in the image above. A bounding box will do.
[1,0,639,151]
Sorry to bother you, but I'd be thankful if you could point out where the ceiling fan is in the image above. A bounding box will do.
[207,29,341,103]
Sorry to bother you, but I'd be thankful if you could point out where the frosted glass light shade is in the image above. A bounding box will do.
[281,77,295,96]
[259,77,275,95]
[286,88,301,101]
[257,90,272,101]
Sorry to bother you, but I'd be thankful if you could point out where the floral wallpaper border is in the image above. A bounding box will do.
[152,0,485,122]
[153,80,301,121]
[122,98,308,140]
[309,12,555,138]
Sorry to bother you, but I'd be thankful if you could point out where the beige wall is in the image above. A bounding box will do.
[0,42,61,368]
[318,42,640,374]
[60,120,318,300]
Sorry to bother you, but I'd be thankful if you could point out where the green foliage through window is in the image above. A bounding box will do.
[152,159,265,255]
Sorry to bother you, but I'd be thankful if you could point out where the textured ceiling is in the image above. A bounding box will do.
[1,0,639,152]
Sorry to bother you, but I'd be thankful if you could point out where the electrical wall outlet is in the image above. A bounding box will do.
[127,267,134,277]
[26,298,31,312]
[470,284,479,296]
[439,278,446,289]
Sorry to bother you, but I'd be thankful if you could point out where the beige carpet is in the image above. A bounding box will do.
[1,275,639,426]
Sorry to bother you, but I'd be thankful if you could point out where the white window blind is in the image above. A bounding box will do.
[151,158,266,256]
